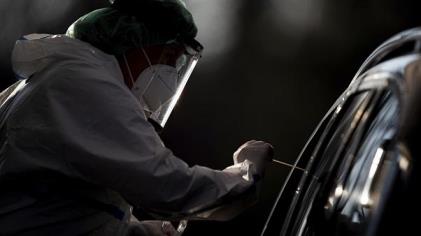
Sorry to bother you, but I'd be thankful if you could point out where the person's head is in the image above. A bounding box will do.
[67,0,203,129]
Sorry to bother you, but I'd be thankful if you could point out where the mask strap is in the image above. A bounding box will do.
[123,54,135,88]
[140,47,154,69]
[138,47,156,95]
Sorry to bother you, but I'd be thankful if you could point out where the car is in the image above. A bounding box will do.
[261,27,421,236]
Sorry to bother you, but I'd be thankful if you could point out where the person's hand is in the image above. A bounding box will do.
[233,140,274,179]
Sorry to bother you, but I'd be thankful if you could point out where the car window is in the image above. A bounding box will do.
[262,77,401,236]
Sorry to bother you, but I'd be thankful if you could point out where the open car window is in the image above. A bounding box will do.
[261,73,403,236]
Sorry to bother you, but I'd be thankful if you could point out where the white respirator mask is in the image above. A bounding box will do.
[121,40,203,129]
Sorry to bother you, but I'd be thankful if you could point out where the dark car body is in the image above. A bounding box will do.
[261,28,421,236]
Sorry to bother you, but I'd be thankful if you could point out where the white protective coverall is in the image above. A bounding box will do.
[0,34,258,235]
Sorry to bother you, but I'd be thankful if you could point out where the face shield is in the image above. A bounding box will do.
[123,39,203,129]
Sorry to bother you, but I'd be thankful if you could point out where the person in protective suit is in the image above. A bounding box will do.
[0,0,273,235]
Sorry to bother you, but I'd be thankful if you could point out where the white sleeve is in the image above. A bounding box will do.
[41,63,253,218]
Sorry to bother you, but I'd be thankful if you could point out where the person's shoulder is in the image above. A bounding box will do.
[12,34,124,86]
[11,34,137,113]
[31,35,127,92]
[40,55,129,103]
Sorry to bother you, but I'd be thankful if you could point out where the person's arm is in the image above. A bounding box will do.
[41,62,269,219]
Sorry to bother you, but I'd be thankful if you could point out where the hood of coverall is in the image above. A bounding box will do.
[11,34,120,81]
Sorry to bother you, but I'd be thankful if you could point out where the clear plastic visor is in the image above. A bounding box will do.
[135,40,203,128]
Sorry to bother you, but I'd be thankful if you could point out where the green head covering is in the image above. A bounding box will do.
[67,0,197,55]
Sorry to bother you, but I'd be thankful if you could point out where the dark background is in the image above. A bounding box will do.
[1,0,420,235]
